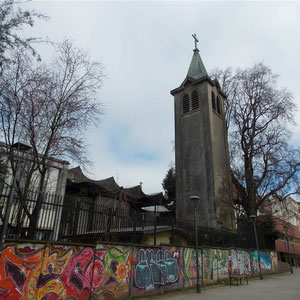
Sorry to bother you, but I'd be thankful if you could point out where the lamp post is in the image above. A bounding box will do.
[191,195,201,293]
[283,225,293,274]
[0,142,32,257]
[250,215,263,280]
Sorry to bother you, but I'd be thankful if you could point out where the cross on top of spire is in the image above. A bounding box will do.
[192,33,199,50]
[187,33,207,79]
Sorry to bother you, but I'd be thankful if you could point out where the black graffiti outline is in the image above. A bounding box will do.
[134,248,179,289]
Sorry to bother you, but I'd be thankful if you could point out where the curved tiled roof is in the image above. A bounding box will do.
[126,185,145,198]
[67,166,164,207]
[68,167,121,191]
[94,177,120,192]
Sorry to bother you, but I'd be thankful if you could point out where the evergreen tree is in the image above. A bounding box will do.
[162,166,176,209]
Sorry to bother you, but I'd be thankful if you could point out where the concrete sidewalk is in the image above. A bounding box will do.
[138,269,300,300]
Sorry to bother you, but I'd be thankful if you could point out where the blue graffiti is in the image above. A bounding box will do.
[134,249,179,290]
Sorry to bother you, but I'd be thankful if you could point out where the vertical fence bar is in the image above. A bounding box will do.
[73,200,80,240]
[0,185,277,249]
[154,205,157,246]
[171,219,174,245]
[133,210,136,244]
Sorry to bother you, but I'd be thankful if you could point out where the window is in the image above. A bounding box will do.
[211,92,216,111]
[191,90,199,110]
[216,96,221,114]
[182,94,190,113]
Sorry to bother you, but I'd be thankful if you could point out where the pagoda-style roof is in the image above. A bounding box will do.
[125,185,164,207]
[67,166,164,208]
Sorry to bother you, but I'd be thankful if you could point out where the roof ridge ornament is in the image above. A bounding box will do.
[192,33,199,51]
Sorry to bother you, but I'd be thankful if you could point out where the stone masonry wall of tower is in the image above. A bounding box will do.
[170,46,233,229]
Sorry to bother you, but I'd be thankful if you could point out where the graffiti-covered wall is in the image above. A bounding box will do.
[0,242,279,299]
[131,247,183,297]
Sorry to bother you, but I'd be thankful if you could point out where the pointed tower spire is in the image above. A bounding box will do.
[187,34,208,80]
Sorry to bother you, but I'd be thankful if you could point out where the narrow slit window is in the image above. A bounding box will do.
[191,90,199,110]
[211,92,216,111]
[216,96,221,114]
[182,94,190,113]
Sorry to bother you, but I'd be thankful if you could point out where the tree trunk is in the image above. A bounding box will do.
[27,172,46,239]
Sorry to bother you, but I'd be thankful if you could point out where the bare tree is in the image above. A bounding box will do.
[0,158,6,185]
[0,50,44,190]
[0,40,104,238]
[211,63,300,220]
[210,67,239,130]
[0,0,47,70]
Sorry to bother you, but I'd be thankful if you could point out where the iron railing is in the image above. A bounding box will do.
[0,185,64,240]
[59,195,160,244]
[175,221,274,250]
[0,186,275,250]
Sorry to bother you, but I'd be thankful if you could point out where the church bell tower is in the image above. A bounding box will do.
[170,35,232,228]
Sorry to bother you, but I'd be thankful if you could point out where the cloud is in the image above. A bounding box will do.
[22,1,300,194]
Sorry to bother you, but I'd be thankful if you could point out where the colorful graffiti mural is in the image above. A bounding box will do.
[0,243,279,299]
[0,244,97,299]
[181,247,195,288]
[0,243,45,299]
[35,245,94,299]
[0,244,131,300]
[213,249,229,281]
[131,247,182,296]
[251,250,276,273]
[228,249,251,276]
[91,246,131,299]
[181,248,230,286]
[202,249,214,283]
[270,251,279,271]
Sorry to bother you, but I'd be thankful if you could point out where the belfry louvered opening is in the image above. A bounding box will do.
[191,90,199,110]
[182,94,190,113]
[216,96,221,114]
[211,92,216,111]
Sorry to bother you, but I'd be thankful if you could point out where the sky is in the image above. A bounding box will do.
[20,0,300,194]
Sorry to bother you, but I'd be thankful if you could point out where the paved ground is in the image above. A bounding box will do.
[138,269,300,300]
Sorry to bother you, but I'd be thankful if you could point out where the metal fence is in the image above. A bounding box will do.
[175,221,275,250]
[0,185,64,240]
[0,186,275,250]
[59,196,158,244]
